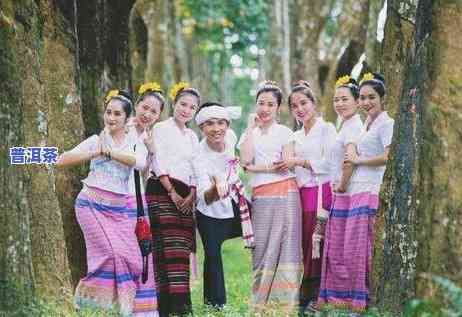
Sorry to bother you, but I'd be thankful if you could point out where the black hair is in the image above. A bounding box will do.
[255,81,283,106]
[105,89,133,118]
[197,101,224,112]
[174,87,201,106]
[359,72,386,98]
[337,77,360,100]
[288,80,316,107]
[136,90,165,112]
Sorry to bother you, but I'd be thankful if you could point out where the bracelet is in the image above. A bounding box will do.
[316,217,328,225]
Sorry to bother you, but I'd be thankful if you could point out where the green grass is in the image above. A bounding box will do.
[2,238,412,316]
[191,236,255,316]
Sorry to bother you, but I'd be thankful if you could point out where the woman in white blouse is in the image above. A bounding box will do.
[145,82,200,317]
[126,82,164,194]
[192,102,252,309]
[287,81,336,309]
[240,81,303,313]
[57,89,147,316]
[318,73,393,313]
[127,82,165,317]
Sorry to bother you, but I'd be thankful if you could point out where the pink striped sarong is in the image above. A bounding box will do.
[74,185,143,316]
[127,196,159,317]
[251,178,303,310]
[318,186,379,312]
[299,182,332,302]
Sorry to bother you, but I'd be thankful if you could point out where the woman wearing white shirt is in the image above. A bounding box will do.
[145,82,200,317]
[318,73,393,313]
[287,81,336,309]
[240,81,303,312]
[127,82,165,317]
[57,89,147,316]
[192,102,252,309]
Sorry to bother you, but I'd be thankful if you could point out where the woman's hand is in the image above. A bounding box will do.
[344,151,360,166]
[91,135,103,159]
[179,192,195,214]
[99,130,112,158]
[144,127,156,154]
[333,183,347,193]
[247,113,262,130]
[272,159,296,173]
[169,190,185,211]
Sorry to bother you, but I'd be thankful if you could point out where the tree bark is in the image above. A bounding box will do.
[0,0,85,309]
[76,0,135,138]
[374,0,462,312]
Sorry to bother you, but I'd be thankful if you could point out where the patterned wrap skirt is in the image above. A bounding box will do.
[146,177,195,317]
[126,196,159,317]
[318,182,380,312]
[299,182,332,302]
[251,178,303,309]
[74,185,143,316]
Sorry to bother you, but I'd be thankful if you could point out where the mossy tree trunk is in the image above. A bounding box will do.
[76,0,135,138]
[0,0,85,310]
[374,0,462,312]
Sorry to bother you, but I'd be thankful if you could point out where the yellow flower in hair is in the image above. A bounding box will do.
[335,75,351,87]
[105,89,119,103]
[139,82,162,95]
[360,72,375,84]
[169,82,190,101]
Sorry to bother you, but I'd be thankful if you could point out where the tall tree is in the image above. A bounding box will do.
[130,0,187,119]
[76,0,135,137]
[0,0,84,310]
[374,0,462,312]
[294,0,327,96]
[320,0,370,121]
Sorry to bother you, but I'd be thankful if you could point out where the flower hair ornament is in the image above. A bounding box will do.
[256,80,282,94]
[335,75,352,87]
[359,72,375,84]
[105,89,133,105]
[293,80,312,89]
[105,89,120,104]
[169,81,200,102]
[139,82,163,95]
[359,72,386,90]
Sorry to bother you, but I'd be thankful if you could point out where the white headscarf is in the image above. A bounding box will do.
[195,105,242,126]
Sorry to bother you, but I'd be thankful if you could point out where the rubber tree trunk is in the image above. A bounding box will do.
[0,0,84,311]
[374,0,462,312]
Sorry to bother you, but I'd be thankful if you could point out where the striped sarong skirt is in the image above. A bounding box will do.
[251,178,303,309]
[318,182,380,312]
[74,185,143,316]
[126,196,159,317]
[146,177,195,317]
[299,182,333,302]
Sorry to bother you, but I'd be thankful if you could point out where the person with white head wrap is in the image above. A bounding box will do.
[192,102,253,309]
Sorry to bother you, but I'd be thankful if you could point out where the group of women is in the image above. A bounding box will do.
[57,71,393,316]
